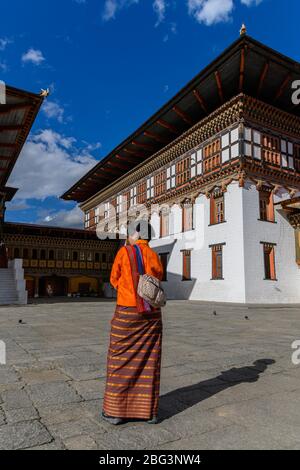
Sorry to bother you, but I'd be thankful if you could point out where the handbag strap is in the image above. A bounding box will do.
[125,244,151,313]
[133,244,145,276]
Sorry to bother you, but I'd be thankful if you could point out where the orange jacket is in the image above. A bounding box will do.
[110,240,164,307]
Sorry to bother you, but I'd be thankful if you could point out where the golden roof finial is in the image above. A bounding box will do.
[40,88,50,98]
[240,23,247,36]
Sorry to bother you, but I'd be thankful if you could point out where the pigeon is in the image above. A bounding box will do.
[245,316,249,320]
[18,319,26,325]
[213,311,217,316]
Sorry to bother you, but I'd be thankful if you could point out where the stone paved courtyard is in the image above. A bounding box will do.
[0,299,300,450]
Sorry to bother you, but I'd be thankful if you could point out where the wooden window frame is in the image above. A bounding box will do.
[182,203,194,232]
[210,243,225,280]
[176,156,191,187]
[182,250,192,281]
[210,192,225,225]
[160,253,169,282]
[155,170,167,198]
[261,242,277,281]
[262,134,281,166]
[203,138,221,174]
[244,127,262,160]
[160,211,170,238]
[258,190,275,223]
[294,144,300,172]
[137,182,147,205]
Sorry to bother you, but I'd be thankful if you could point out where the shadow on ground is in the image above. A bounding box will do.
[158,359,275,421]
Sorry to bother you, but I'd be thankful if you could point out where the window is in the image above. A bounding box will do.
[79,252,85,262]
[294,144,300,172]
[281,139,294,169]
[137,182,147,204]
[123,192,130,211]
[190,149,203,177]
[57,250,63,260]
[259,190,275,222]
[160,253,168,282]
[85,212,90,229]
[176,157,190,186]
[116,196,122,214]
[166,165,176,190]
[95,253,100,263]
[263,243,276,280]
[210,193,225,225]
[211,244,224,280]
[40,249,46,260]
[95,207,100,224]
[221,127,239,163]
[182,250,191,281]
[203,139,221,174]
[146,177,155,199]
[244,127,261,160]
[49,250,55,261]
[130,187,137,207]
[155,171,167,197]
[32,249,38,260]
[104,203,110,220]
[262,134,280,166]
[73,251,78,262]
[190,152,199,179]
[13,247,20,259]
[182,203,193,232]
[160,211,169,238]
[23,248,29,259]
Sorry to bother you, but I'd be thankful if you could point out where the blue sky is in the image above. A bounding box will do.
[1,0,298,228]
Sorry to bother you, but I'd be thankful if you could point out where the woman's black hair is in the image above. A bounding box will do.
[128,220,153,241]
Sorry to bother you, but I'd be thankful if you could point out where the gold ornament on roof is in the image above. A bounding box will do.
[240,24,247,36]
[40,88,50,98]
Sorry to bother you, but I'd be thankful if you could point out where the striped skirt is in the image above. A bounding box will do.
[103,305,163,420]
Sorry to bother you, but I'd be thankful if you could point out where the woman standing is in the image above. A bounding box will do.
[102,222,164,425]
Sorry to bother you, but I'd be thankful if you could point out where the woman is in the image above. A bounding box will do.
[102,222,164,425]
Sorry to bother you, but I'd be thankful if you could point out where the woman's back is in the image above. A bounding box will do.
[110,240,163,307]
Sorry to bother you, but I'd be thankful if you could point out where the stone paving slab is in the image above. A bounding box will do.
[0,300,300,450]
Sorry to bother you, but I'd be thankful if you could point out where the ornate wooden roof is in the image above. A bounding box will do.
[0,84,44,201]
[62,34,300,204]
[3,221,118,242]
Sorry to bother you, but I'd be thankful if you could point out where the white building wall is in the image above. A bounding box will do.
[150,181,300,304]
[150,181,247,303]
[243,184,300,303]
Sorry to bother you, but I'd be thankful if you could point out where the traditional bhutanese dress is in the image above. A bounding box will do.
[103,240,164,420]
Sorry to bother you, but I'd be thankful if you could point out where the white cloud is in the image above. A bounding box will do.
[0,61,8,73]
[38,205,84,229]
[240,0,262,5]
[153,0,166,26]
[21,48,45,65]
[188,0,234,25]
[7,129,98,201]
[102,0,139,21]
[42,101,65,123]
[0,37,13,51]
